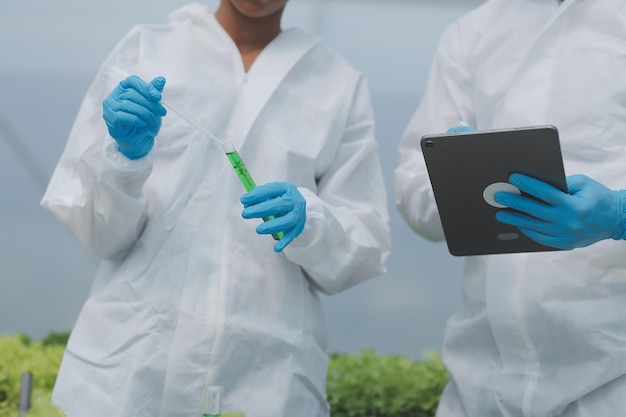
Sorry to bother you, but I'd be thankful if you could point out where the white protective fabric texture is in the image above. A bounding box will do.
[41,4,391,417]
[394,0,626,416]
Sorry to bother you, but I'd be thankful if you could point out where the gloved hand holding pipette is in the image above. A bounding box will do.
[102,75,167,160]
[241,182,306,252]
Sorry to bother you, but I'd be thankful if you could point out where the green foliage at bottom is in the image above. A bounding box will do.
[0,333,448,417]
[24,392,64,417]
[0,334,65,417]
[327,349,449,417]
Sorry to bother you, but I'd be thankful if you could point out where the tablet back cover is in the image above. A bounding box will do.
[421,125,567,256]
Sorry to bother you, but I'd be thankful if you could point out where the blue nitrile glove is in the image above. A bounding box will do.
[447,124,477,133]
[494,173,626,250]
[241,182,307,253]
[103,75,167,160]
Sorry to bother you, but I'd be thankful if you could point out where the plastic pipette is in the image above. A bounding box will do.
[160,98,283,241]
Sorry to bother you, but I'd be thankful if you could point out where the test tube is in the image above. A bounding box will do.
[202,385,223,417]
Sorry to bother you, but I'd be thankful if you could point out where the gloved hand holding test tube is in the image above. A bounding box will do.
[102,67,283,241]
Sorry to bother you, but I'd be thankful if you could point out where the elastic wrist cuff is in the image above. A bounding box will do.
[611,190,626,240]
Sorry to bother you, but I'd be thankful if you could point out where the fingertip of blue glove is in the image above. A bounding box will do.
[508,173,543,191]
[493,191,510,206]
[240,193,254,206]
[274,240,287,253]
[151,76,166,92]
[447,125,477,133]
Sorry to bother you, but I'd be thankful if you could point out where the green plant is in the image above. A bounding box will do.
[326,349,449,417]
[0,334,64,417]
[40,332,71,348]
[24,391,64,417]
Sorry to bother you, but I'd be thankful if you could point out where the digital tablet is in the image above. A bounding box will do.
[420,125,567,256]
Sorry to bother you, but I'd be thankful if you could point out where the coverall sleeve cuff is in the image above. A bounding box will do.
[104,137,155,167]
[102,137,154,198]
[283,187,324,249]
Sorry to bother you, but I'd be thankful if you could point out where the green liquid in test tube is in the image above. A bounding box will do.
[226,151,256,192]
[160,97,283,241]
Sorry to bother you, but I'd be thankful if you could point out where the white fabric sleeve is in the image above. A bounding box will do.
[40,65,154,260]
[393,22,475,242]
[283,76,391,295]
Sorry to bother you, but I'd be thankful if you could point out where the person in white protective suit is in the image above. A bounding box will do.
[394,0,626,416]
[40,1,391,416]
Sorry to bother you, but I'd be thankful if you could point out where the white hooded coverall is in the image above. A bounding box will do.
[41,4,391,417]
[394,0,626,416]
